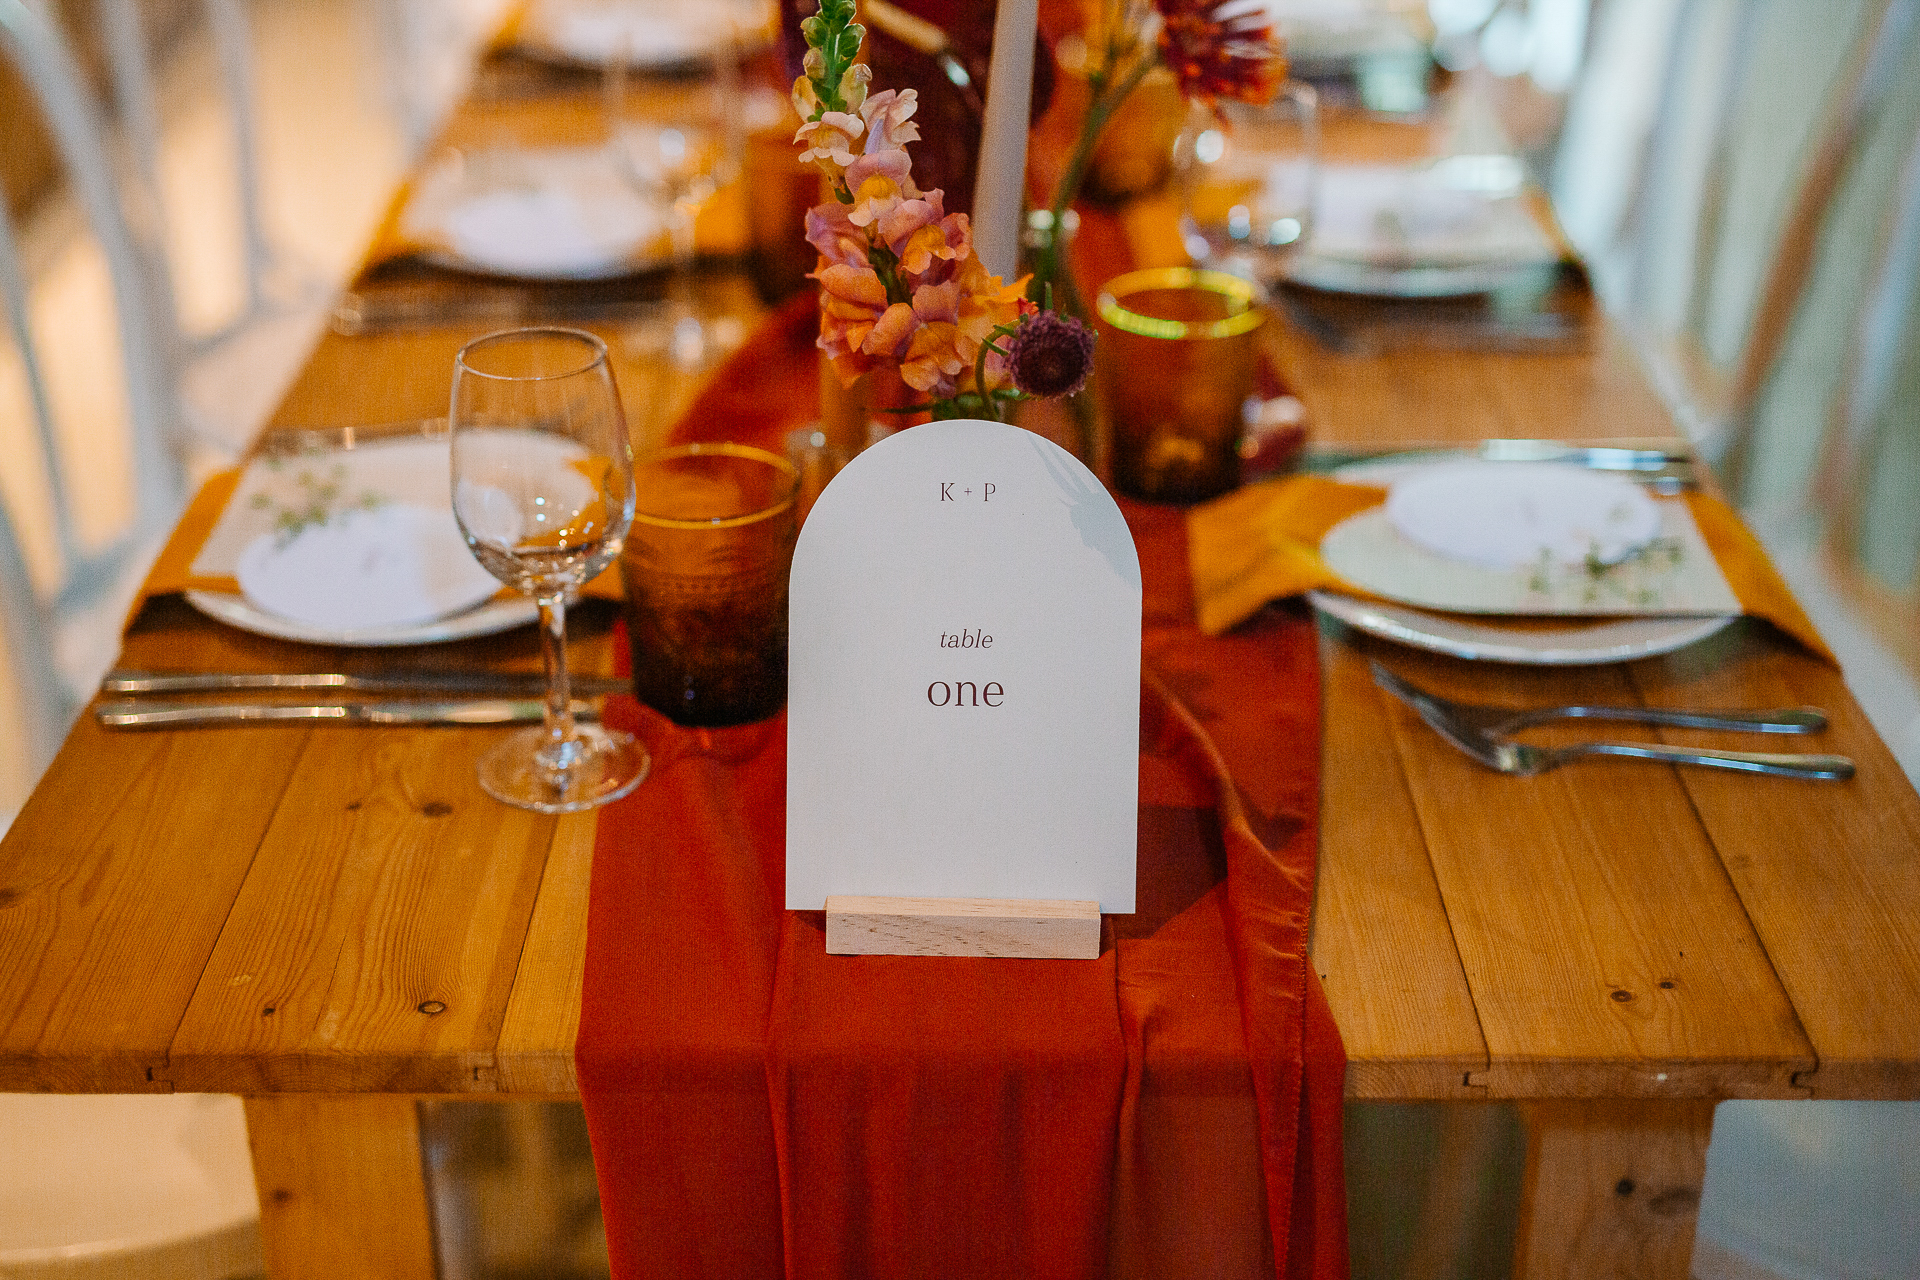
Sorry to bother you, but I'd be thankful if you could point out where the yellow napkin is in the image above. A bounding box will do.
[128,468,622,630]
[1187,474,1836,664]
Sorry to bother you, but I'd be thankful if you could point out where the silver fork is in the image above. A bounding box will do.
[1368,662,1826,736]
[1370,663,1855,781]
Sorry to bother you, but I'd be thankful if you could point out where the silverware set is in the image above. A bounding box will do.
[1370,663,1855,781]
[98,661,1855,784]
[93,669,629,730]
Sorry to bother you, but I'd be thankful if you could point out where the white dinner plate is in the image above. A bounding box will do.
[1306,454,1740,663]
[235,502,503,631]
[1283,253,1547,298]
[400,146,666,282]
[184,589,538,648]
[1280,161,1562,297]
[514,0,773,69]
[1307,591,1736,665]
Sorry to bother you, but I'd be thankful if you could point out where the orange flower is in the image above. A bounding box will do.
[898,281,967,397]
[952,257,1033,391]
[863,301,921,361]
[813,260,891,383]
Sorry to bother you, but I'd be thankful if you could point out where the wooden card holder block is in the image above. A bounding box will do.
[825,896,1101,959]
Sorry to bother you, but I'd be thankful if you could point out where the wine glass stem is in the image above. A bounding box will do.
[535,593,583,776]
[670,202,699,308]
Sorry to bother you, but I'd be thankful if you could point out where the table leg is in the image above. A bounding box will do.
[243,1095,438,1280]
[1513,1099,1716,1280]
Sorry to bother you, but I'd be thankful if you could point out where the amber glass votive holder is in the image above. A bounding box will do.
[1095,267,1266,504]
[621,443,800,726]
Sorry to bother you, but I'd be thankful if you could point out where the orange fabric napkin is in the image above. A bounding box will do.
[1186,474,1836,663]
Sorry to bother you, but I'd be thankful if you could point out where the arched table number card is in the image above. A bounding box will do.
[787,419,1141,958]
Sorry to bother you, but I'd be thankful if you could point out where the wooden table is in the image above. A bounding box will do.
[5,65,1920,1280]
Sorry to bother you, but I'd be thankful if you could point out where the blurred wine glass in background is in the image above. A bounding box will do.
[1173,83,1321,289]
[604,5,747,370]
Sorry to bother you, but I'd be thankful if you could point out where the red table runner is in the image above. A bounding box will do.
[575,300,1347,1279]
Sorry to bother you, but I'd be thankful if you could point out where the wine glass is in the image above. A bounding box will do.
[1172,83,1321,289]
[450,327,648,813]
[606,15,745,369]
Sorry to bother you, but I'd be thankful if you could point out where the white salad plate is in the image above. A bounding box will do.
[1307,457,1739,664]
[186,436,541,647]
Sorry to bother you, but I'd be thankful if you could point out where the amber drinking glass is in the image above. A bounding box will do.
[621,443,800,726]
[1095,268,1267,504]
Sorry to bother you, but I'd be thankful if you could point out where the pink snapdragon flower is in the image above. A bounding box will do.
[805,201,868,269]
[859,88,921,153]
[879,191,970,276]
[792,9,1072,419]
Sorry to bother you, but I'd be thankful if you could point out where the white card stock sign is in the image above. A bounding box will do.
[786,419,1142,913]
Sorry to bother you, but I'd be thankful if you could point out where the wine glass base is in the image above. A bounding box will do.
[476,723,650,814]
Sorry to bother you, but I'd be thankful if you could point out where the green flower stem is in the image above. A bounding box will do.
[1037,50,1159,301]
[971,321,1025,422]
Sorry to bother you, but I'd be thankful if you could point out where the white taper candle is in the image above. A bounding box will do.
[969,0,1038,282]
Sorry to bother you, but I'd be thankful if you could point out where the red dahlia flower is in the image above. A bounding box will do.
[1154,0,1286,108]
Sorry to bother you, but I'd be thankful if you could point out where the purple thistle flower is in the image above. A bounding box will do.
[1005,311,1096,399]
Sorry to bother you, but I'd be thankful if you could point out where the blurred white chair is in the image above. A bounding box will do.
[1553,0,1912,483]
[0,1093,263,1280]
[93,0,330,457]
[1695,1101,1920,1280]
[1748,54,1920,783]
[1,0,188,784]
[373,0,513,155]
[1548,0,1685,297]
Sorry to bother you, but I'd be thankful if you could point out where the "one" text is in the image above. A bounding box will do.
[927,681,1004,707]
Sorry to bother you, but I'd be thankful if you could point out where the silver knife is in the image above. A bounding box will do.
[1476,439,1695,470]
[101,669,630,698]
[95,699,598,729]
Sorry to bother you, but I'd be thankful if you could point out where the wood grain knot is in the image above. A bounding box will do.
[1610,989,1634,1002]
[418,1000,447,1015]
[262,1006,276,1017]
[1659,980,1676,989]
[269,1188,294,1205]
[1648,1186,1699,1216]
[0,888,18,908]
[422,801,453,817]
[1615,1178,1635,1197]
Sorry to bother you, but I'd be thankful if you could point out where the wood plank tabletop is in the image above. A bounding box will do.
[4,85,1918,1110]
